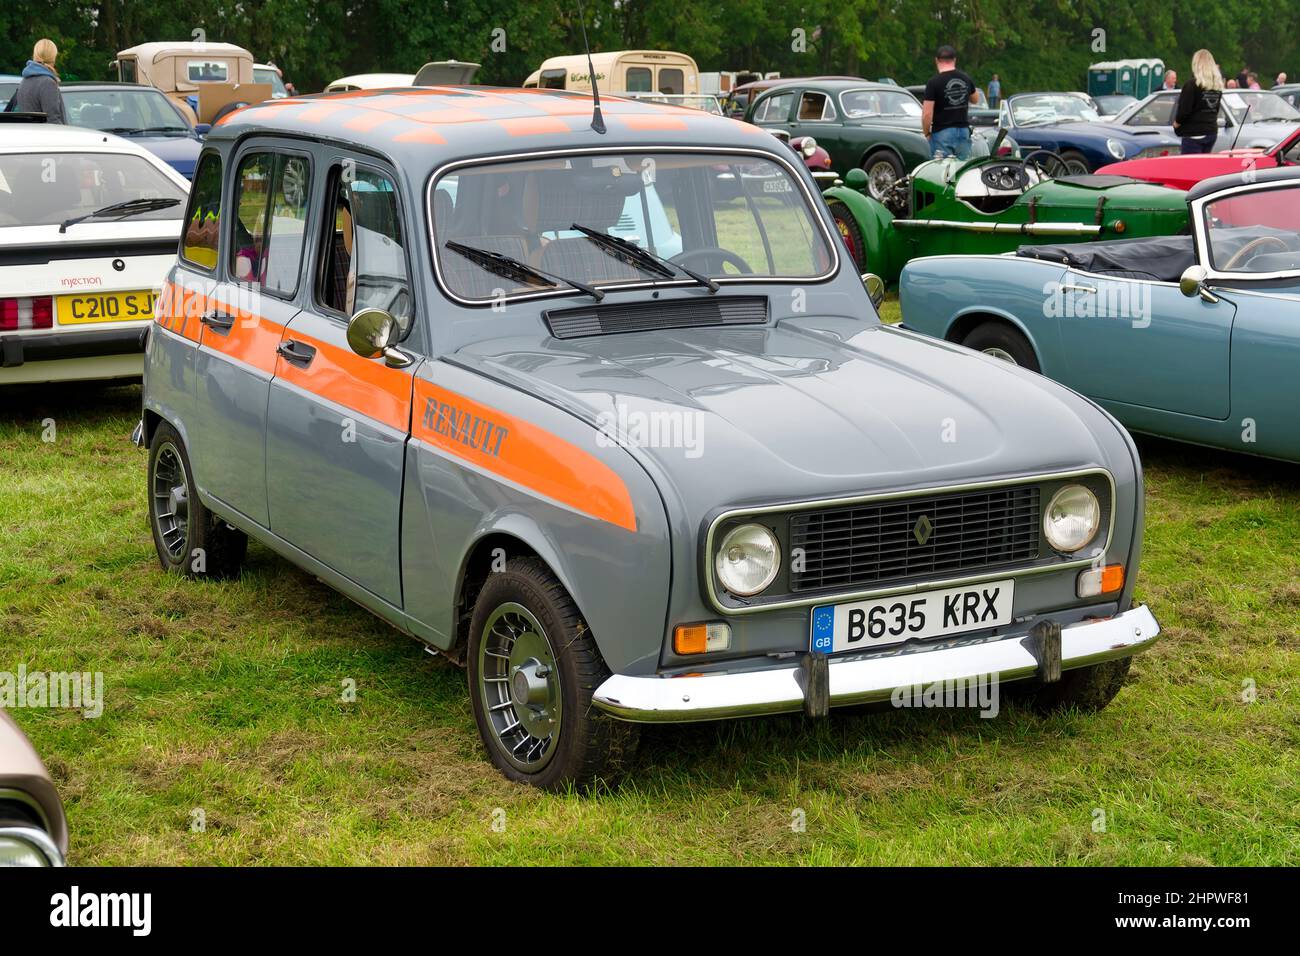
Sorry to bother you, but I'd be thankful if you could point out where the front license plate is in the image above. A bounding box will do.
[57,290,157,325]
[810,579,1015,654]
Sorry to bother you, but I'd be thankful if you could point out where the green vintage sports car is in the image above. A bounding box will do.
[824,148,1190,283]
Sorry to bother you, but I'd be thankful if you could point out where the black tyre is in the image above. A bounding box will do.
[961,321,1041,372]
[827,200,867,270]
[1015,656,1132,714]
[147,421,247,578]
[861,149,905,201]
[1059,150,1091,176]
[210,101,248,125]
[467,557,638,790]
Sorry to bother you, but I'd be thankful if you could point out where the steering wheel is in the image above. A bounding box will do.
[672,247,753,275]
[1019,148,1071,179]
[1222,235,1290,271]
[980,162,1030,191]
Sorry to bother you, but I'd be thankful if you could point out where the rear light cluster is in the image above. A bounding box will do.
[0,297,54,331]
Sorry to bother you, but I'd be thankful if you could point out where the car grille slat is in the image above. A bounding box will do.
[789,486,1041,593]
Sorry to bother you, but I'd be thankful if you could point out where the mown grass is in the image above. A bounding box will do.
[1,322,1297,864]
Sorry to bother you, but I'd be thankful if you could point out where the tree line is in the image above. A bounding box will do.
[3,0,1294,96]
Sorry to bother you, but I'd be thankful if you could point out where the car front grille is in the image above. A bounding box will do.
[788,485,1042,593]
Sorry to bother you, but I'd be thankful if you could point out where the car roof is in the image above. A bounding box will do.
[60,81,165,91]
[1188,164,1300,201]
[118,41,251,58]
[0,122,156,150]
[211,86,776,166]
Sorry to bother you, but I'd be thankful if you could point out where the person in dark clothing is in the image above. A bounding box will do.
[1175,49,1223,154]
[921,44,980,159]
[3,39,65,123]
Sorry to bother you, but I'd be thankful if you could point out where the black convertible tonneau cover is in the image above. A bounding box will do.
[1016,235,1195,282]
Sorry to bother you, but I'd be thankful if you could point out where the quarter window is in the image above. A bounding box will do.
[540,69,565,90]
[181,152,223,270]
[229,152,311,296]
[797,92,834,121]
[754,91,795,123]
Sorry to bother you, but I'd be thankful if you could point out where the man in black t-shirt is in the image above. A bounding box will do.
[922,45,980,159]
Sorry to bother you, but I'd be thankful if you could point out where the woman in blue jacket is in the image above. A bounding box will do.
[4,39,65,123]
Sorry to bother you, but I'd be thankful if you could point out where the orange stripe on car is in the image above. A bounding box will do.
[392,125,448,144]
[199,306,283,376]
[617,114,690,131]
[498,116,572,136]
[413,381,637,533]
[405,108,488,124]
[343,111,399,132]
[272,333,412,432]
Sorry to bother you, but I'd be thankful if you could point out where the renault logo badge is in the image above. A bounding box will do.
[913,515,933,546]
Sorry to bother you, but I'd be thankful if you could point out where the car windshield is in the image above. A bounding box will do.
[432,151,832,301]
[1222,91,1300,123]
[1011,94,1101,126]
[64,88,190,134]
[1125,95,1176,126]
[0,151,186,227]
[841,90,921,118]
[254,68,288,97]
[1204,187,1300,273]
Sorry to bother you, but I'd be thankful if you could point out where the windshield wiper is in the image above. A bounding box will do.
[444,240,603,301]
[59,197,180,233]
[570,223,719,293]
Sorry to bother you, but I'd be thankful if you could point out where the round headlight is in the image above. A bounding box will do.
[715,523,780,596]
[1043,484,1101,553]
[801,136,818,157]
[1106,138,1126,160]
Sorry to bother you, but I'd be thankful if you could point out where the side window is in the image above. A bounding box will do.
[626,67,652,92]
[540,69,565,90]
[658,68,684,95]
[754,92,794,123]
[181,152,222,270]
[317,166,413,333]
[798,91,833,121]
[229,152,311,296]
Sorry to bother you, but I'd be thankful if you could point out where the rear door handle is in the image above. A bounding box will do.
[1061,283,1097,294]
[276,339,316,368]
[200,310,235,333]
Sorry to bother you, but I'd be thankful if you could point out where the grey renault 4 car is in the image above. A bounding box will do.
[139,87,1160,789]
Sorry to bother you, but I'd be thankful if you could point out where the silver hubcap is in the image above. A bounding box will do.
[151,442,189,560]
[867,160,898,199]
[478,603,561,772]
[982,346,1018,364]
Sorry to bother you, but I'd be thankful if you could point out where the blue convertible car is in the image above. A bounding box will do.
[998,92,1179,174]
[900,166,1300,463]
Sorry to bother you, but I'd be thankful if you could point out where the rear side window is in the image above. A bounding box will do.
[753,91,795,123]
[540,69,565,90]
[317,165,413,332]
[658,68,684,95]
[626,67,652,92]
[181,152,223,270]
[229,151,311,296]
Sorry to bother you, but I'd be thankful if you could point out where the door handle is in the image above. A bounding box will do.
[200,310,235,332]
[1060,284,1097,294]
[276,339,316,368]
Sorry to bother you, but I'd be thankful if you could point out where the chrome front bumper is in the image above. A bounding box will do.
[593,605,1159,723]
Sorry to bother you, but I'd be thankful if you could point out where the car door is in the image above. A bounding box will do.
[265,157,421,606]
[1054,269,1233,420]
[749,89,798,132]
[787,89,836,141]
[191,143,307,527]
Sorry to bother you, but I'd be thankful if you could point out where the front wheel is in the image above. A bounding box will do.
[147,421,247,578]
[1059,149,1091,176]
[861,149,905,201]
[1015,657,1132,713]
[467,557,638,790]
[961,321,1041,372]
[827,200,867,270]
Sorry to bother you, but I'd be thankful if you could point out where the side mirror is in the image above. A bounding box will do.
[862,272,886,309]
[844,167,869,192]
[1178,264,1219,303]
[347,308,412,367]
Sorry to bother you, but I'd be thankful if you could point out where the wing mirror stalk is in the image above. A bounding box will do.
[1179,265,1220,303]
[346,308,414,367]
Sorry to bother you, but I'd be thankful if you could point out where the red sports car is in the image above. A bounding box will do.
[1097,127,1300,190]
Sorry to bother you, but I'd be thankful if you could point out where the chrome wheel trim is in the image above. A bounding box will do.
[151,441,189,561]
[1065,158,1090,176]
[866,160,899,199]
[982,346,1018,364]
[477,602,561,773]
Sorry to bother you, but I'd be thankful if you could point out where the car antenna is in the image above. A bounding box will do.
[1228,99,1251,152]
[575,0,605,134]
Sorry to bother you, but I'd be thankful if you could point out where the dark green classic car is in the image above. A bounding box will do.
[745,79,931,200]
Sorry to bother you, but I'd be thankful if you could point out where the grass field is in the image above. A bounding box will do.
[2,301,1297,865]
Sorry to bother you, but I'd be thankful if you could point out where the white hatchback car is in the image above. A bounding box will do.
[0,119,189,384]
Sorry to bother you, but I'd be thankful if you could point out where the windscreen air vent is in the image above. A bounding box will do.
[544,295,768,339]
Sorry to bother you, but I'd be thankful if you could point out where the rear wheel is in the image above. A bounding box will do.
[961,321,1040,372]
[1015,657,1132,713]
[467,557,638,790]
[147,422,247,578]
[827,200,867,270]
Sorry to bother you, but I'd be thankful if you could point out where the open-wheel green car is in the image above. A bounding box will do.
[824,147,1190,283]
